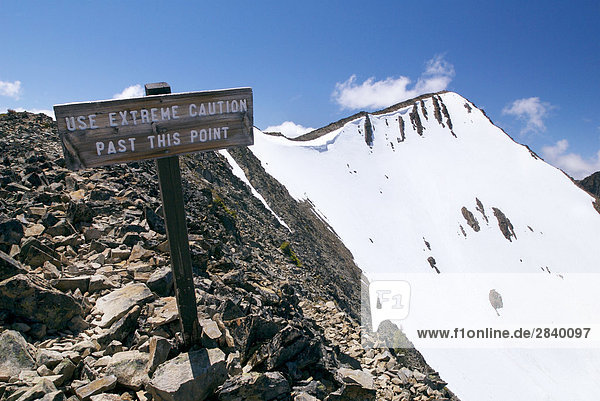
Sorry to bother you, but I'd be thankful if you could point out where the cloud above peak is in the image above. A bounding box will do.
[332,55,455,110]
[502,97,553,134]
[0,80,22,99]
[541,139,600,179]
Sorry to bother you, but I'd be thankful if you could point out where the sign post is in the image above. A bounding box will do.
[54,83,253,348]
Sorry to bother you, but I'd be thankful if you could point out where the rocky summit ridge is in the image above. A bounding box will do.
[0,110,458,401]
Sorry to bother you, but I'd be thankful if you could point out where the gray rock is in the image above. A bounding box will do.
[88,275,115,293]
[294,392,319,401]
[36,349,64,369]
[0,274,82,329]
[199,318,222,348]
[97,305,141,346]
[146,337,170,375]
[12,378,57,401]
[0,250,28,281]
[103,341,123,356]
[0,330,35,380]
[337,368,374,390]
[105,350,149,391]
[146,267,173,297]
[93,283,153,328]
[52,358,77,387]
[148,348,227,401]
[39,391,65,401]
[74,375,117,401]
[218,371,291,401]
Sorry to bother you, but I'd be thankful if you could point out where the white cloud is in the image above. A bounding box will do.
[0,80,22,99]
[264,121,315,138]
[332,55,455,110]
[541,139,600,179]
[502,97,553,134]
[113,84,144,99]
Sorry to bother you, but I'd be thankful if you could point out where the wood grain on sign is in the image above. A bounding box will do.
[54,88,253,170]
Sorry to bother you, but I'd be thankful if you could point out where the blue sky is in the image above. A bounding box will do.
[1,0,599,178]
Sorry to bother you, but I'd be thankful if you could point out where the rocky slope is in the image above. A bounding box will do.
[577,171,600,197]
[0,110,458,401]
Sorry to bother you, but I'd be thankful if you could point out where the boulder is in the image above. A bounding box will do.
[0,274,82,329]
[148,348,227,401]
[0,330,35,381]
[93,283,153,328]
[105,350,150,391]
[218,371,291,401]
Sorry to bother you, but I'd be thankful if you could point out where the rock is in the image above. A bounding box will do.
[51,276,90,294]
[0,250,28,281]
[24,223,46,237]
[146,267,173,297]
[0,330,35,381]
[109,246,130,261]
[103,341,123,356]
[93,283,153,328]
[147,297,178,327]
[97,305,141,346]
[36,350,64,370]
[83,228,102,242]
[218,299,245,322]
[199,318,222,348]
[52,358,77,387]
[66,201,93,224]
[17,238,60,268]
[88,275,115,293]
[337,368,374,390]
[42,261,60,280]
[44,220,74,237]
[294,392,319,401]
[145,206,165,234]
[324,383,376,401]
[105,350,150,391]
[0,274,82,329]
[12,378,57,401]
[0,218,23,250]
[148,348,227,401]
[218,371,291,401]
[146,337,170,375]
[39,391,66,401]
[40,213,59,228]
[74,375,117,401]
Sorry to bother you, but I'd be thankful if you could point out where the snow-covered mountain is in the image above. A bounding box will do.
[225,91,600,400]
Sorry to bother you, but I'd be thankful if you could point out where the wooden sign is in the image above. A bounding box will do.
[54,87,253,170]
